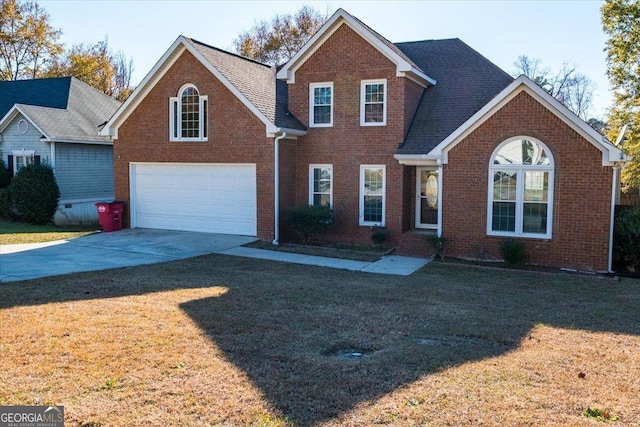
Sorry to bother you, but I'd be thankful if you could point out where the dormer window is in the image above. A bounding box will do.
[360,79,386,126]
[169,84,208,141]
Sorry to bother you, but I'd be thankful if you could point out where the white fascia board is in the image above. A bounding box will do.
[267,127,307,138]
[277,9,436,87]
[100,36,188,137]
[49,139,113,146]
[394,154,440,166]
[0,105,50,139]
[432,75,625,166]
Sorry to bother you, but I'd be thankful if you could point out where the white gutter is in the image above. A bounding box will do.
[608,165,621,273]
[272,132,287,245]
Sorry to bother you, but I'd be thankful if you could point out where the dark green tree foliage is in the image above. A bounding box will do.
[9,163,59,224]
[614,204,640,271]
[602,0,640,189]
[0,159,10,188]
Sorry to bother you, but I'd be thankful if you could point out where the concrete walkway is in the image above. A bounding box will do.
[0,229,429,282]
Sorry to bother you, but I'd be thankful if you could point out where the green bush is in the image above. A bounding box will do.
[371,225,390,245]
[425,235,448,261]
[0,159,10,189]
[9,163,60,224]
[613,204,640,272]
[286,204,334,243]
[499,239,526,265]
[0,188,12,219]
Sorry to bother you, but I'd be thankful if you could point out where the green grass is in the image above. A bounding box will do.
[0,219,98,245]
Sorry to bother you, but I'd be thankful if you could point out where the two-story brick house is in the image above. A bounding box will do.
[102,9,627,271]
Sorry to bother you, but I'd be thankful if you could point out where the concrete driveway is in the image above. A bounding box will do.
[0,229,256,282]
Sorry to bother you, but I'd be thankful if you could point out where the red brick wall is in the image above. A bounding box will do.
[442,91,613,271]
[113,50,275,240]
[287,23,417,245]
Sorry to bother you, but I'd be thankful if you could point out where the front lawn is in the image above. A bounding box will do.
[0,219,98,245]
[0,257,638,426]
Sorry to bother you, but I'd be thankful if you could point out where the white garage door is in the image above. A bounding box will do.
[131,163,257,236]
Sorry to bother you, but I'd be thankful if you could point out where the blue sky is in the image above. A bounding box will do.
[41,0,611,118]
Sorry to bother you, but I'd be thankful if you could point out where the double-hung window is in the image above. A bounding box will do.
[360,79,386,126]
[360,165,386,225]
[309,165,333,206]
[488,137,554,238]
[309,83,333,127]
[11,149,36,175]
[169,84,208,141]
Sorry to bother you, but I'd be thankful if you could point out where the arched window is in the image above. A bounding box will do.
[169,84,208,141]
[487,137,554,238]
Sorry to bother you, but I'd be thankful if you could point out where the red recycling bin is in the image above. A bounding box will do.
[95,201,124,232]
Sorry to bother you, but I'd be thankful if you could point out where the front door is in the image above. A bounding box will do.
[416,167,439,229]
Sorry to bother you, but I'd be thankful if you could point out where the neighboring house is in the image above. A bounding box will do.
[0,77,121,224]
[101,9,628,272]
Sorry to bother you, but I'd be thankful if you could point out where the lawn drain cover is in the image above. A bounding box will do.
[323,344,374,359]
[412,338,442,346]
[340,351,364,359]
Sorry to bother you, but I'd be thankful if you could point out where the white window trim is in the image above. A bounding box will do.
[12,149,35,175]
[308,164,333,206]
[415,167,440,230]
[359,164,386,226]
[486,136,554,239]
[360,79,387,126]
[169,83,208,142]
[309,82,333,127]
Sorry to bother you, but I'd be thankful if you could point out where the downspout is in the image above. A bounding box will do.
[272,132,287,245]
[608,165,621,273]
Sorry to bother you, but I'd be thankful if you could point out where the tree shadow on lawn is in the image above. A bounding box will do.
[1,255,638,425]
[179,263,640,426]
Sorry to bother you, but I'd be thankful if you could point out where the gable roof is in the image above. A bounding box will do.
[102,36,305,138]
[397,75,627,166]
[396,38,514,155]
[277,8,436,87]
[0,77,121,144]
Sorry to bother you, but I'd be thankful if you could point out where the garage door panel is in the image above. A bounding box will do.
[131,163,257,236]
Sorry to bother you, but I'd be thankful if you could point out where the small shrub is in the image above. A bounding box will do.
[582,407,618,422]
[0,160,10,189]
[613,204,640,271]
[371,225,390,245]
[425,235,448,261]
[286,204,334,243]
[9,163,60,225]
[499,238,526,265]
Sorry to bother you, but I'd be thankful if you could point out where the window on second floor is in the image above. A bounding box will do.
[169,84,208,141]
[360,79,386,126]
[309,83,333,127]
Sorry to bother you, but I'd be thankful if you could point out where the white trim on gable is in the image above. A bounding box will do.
[428,75,627,167]
[0,105,49,139]
[276,8,436,87]
[101,36,301,139]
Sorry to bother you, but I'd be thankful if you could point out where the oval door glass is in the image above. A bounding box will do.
[419,170,438,227]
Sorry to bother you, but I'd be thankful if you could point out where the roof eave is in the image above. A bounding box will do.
[0,105,50,139]
[430,75,626,167]
[277,9,436,87]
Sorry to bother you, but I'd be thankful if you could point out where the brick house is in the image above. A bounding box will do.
[101,9,627,272]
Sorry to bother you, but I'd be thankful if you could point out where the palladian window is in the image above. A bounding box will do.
[169,84,208,141]
[488,137,554,238]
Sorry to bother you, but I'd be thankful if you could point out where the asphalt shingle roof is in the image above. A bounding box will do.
[187,38,305,131]
[0,77,121,143]
[396,39,514,154]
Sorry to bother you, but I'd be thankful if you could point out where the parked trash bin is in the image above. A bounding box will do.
[95,201,124,232]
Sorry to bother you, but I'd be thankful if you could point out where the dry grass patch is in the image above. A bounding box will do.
[0,219,98,245]
[0,257,638,426]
